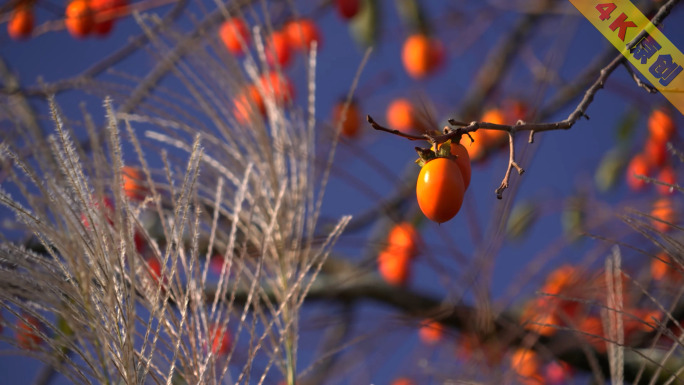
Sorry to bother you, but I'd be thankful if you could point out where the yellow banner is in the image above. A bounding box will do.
[569,0,684,115]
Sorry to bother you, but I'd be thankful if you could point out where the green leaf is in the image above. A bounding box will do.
[562,196,585,242]
[350,0,379,48]
[595,148,628,192]
[506,201,537,241]
[57,315,74,337]
[615,107,640,144]
[394,0,427,33]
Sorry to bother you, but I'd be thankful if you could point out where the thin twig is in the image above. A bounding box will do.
[495,131,525,199]
[366,115,427,141]
[622,62,658,93]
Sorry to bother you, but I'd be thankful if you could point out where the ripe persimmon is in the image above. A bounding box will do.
[81,196,115,229]
[8,6,34,40]
[266,31,291,67]
[390,378,415,385]
[122,166,147,201]
[209,323,232,355]
[578,316,605,352]
[448,142,472,189]
[644,137,668,168]
[503,99,528,124]
[332,99,361,138]
[418,320,444,345]
[378,249,410,286]
[416,157,465,223]
[234,84,265,124]
[387,222,419,258]
[651,198,676,233]
[656,166,676,195]
[480,108,508,144]
[335,0,360,19]
[386,98,415,133]
[16,315,43,350]
[648,108,675,144]
[401,34,432,79]
[219,18,250,55]
[65,0,94,38]
[510,348,540,379]
[92,0,125,36]
[521,299,558,336]
[626,153,651,191]
[464,130,489,161]
[402,33,443,79]
[284,19,321,51]
[651,252,672,281]
[147,257,162,281]
[259,72,294,104]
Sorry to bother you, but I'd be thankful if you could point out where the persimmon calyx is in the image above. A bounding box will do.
[415,140,459,167]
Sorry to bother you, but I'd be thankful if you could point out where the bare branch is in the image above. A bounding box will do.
[366,115,427,141]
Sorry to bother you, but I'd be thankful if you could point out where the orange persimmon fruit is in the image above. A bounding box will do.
[390,378,415,385]
[402,34,441,79]
[65,0,94,38]
[332,99,361,138]
[443,141,472,189]
[510,348,540,379]
[651,252,681,282]
[626,153,651,191]
[651,252,671,281]
[378,249,410,286]
[122,166,147,201]
[651,197,676,233]
[8,6,34,40]
[335,0,360,19]
[284,19,321,51]
[418,320,444,345]
[480,108,508,144]
[219,17,250,55]
[644,137,668,168]
[209,323,232,355]
[266,30,291,67]
[92,0,126,36]
[416,157,465,223]
[259,71,294,104]
[402,34,431,78]
[648,108,675,144]
[387,222,419,258]
[386,98,416,133]
[656,166,676,195]
[16,315,43,350]
[234,84,265,124]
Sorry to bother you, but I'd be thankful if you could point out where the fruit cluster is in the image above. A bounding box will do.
[623,108,679,234]
[219,17,320,68]
[8,0,128,40]
[626,108,677,193]
[520,264,661,351]
[219,17,318,125]
[377,222,419,286]
[233,72,294,125]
